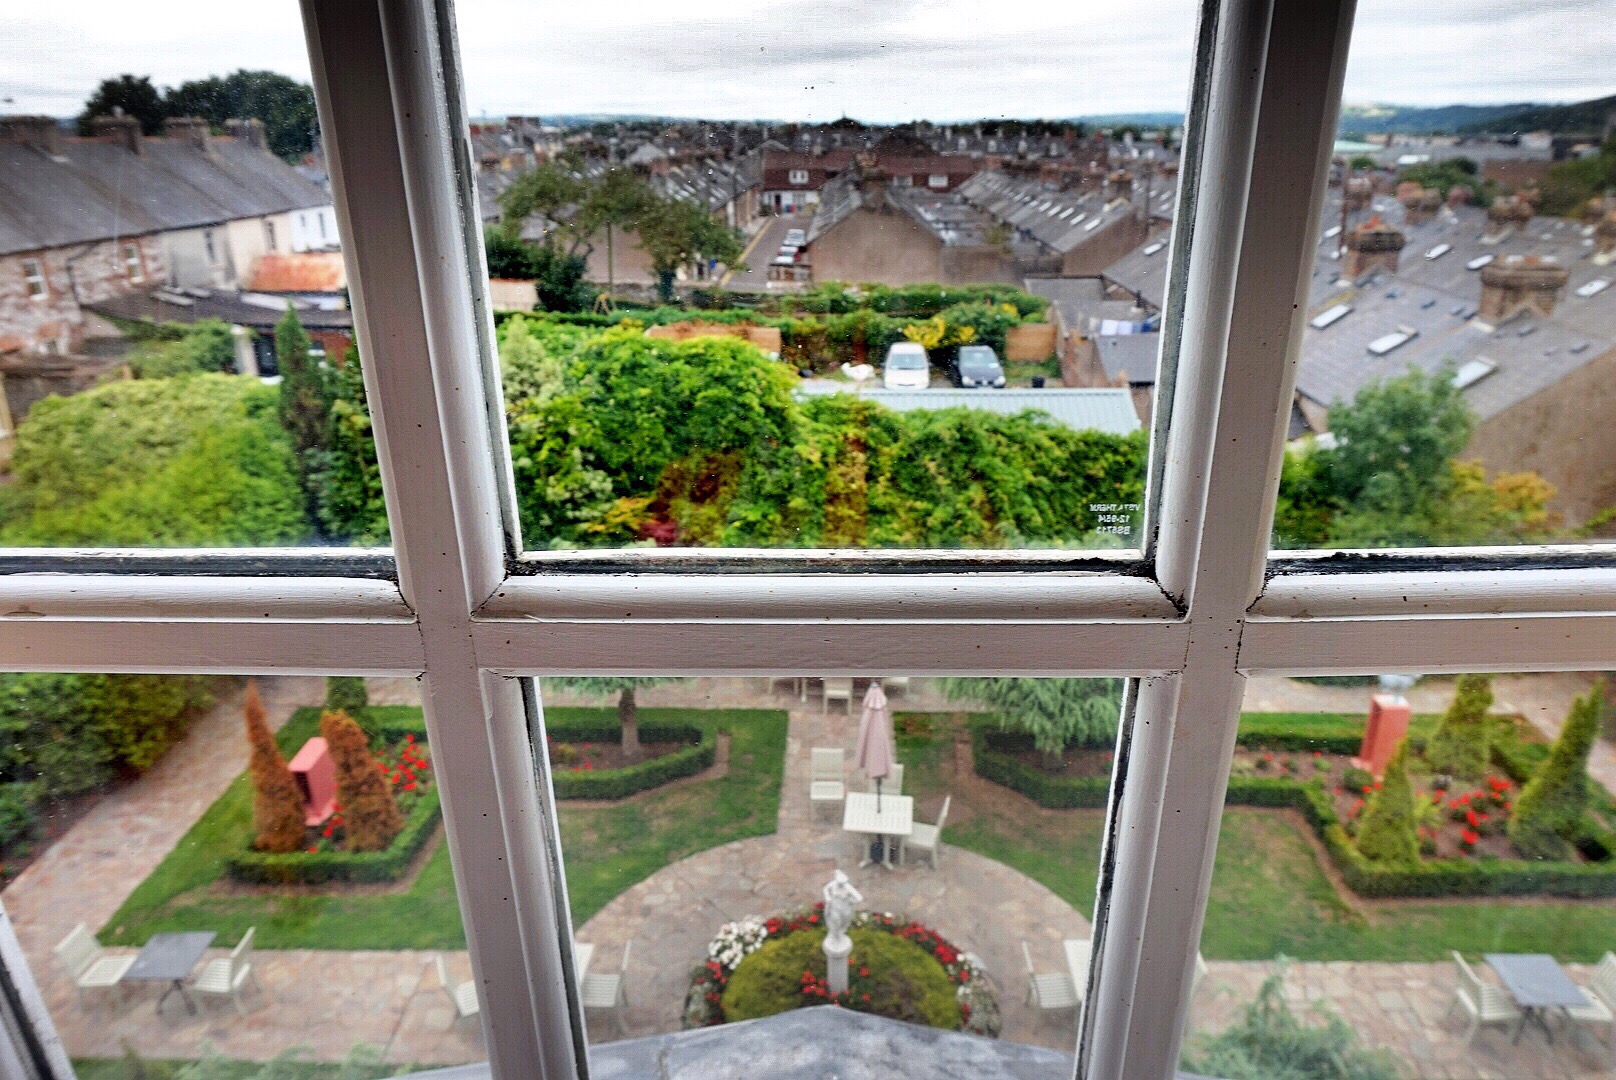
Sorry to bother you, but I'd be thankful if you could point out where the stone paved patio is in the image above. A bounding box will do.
[6,675,1616,1076]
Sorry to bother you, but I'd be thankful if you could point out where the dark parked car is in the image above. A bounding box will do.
[953,345,1006,388]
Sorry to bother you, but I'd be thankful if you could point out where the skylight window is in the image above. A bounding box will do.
[1366,326,1417,355]
[1424,243,1450,260]
[1575,278,1609,298]
[1466,254,1494,271]
[1142,241,1165,256]
[1452,357,1496,389]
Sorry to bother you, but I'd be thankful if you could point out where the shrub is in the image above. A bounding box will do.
[324,677,370,719]
[321,710,403,852]
[1355,742,1420,865]
[1509,681,1602,860]
[720,926,960,1030]
[225,783,440,885]
[547,718,713,799]
[971,726,1110,808]
[0,782,39,850]
[245,682,304,854]
[130,319,237,379]
[1342,766,1374,793]
[1427,674,1494,780]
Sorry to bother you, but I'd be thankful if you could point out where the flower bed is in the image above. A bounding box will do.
[225,723,440,886]
[975,713,1616,899]
[684,904,1000,1037]
[546,714,715,800]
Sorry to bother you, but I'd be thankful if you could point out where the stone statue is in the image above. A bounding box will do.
[822,870,862,951]
[1377,673,1419,696]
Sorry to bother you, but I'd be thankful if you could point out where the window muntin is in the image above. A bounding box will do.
[22,258,47,299]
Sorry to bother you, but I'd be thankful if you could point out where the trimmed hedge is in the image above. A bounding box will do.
[976,715,1616,898]
[225,783,441,885]
[547,715,715,800]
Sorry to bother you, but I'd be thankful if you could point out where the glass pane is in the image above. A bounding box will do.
[0,4,388,548]
[1183,670,1613,1079]
[0,673,478,1071]
[1270,0,1616,552]
[535,676,1122,1064]
[451,1,1201,552]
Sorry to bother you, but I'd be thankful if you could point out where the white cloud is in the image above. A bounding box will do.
[0,0,1610,122]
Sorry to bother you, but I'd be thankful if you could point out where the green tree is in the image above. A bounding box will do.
[131,319,238,379]
[1426,673,1494,780]
[0,375,307,547]
[499,164,591,253]
[1508,680,1603,860]
[483,230,596,313]
[1539,139,1616,217]
[633,196,745,302]
[163,69,319,160]
[1324,365,1473,519]
[309,351,389,545]
[1182,962,1401,1080]
[275,307,331,529]
[938,679,1123,760]
[325,676,369,714]
[1356,741,1420,865]
[79,74,167,135]
[544,678,675,762]
[1398,157,1491,202]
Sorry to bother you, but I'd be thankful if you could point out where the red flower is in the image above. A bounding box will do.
[308,846,318,853]
[1460,828,1480,846]
[1465,809,1481,828]
[858,967,869,977]
[404,781,417,791]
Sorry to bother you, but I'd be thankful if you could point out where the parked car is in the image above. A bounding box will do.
[784,228,807,247]
[883,342,930,389]
[954,345,1006,388]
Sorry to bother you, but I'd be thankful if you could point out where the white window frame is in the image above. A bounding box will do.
[122,242,144,283]
[21,258,47,300]
[788,167,810,185]
[2,2,1612,1080]
[928,173,948,189]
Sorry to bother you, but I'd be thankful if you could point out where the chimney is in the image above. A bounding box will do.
[0,115,62,156]
[853,154,887,212]
[1396,183,1440,225]
[163,116,212,153]
[225,118,267,150]
[1484,194,1533,239]
[1342,215,1405,280]
[90,114,142,155]
[1595,211,1616,260]
[1478,255,1569,322]
[1344,176,1373,211]
[1105,169,1133,202]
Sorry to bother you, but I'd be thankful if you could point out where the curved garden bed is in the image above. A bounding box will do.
[547,711,716,799]
[684,904,1000,1037]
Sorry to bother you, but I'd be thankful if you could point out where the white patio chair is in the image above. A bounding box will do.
[868,762,903,796]
[1023,941,1079,1015]
[1446,951,1520,1043]
[904,795,949,869]
[54,924,133,1006]
[437,954,480,1022]
[810,747,846,820]
[581,941,631,1034]
[822,677,853,714]
[1569,950,1616,1050]
[192,926,262,1016]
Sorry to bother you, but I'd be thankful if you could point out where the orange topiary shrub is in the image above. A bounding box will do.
[321,708,404,852]
[245,680,305,853]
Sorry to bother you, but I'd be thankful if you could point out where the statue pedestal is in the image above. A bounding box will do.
[824,934,851,995]
[1353,694,1411,778]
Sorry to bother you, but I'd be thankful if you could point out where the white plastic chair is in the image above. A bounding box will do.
[905,795,949,869]
[192,926,261,1016]
[1569,951,1616,1050]
[810,747,846,820]
[822,677,853,714]
[868,763,904,796]
[581,941,631,1034]
[1446,951,1520,1043]
[1023,940,1079,1015]
[437,954,480,1022]
[54,924,133,1006]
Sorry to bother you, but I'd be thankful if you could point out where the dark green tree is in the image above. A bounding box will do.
[1508,680,1603,860]
[483,230,596,313]
[275,307,330,529]
[163,70,319,159]
[325,676,369,714]
[308,351,389,545]
[939,679,1123,760]
[130,319,238,379]
[1426,674,1494,780]
[79,74,167,135]
[1356,741,1420,865]
[633,196,745,302]
[544,678,675,762]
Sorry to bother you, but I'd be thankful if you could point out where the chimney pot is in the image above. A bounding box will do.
[0,115,62,156]
[90,114,142,155]
[224,118,267,150]
[1478,254,1569,321]
[162,116,212,152]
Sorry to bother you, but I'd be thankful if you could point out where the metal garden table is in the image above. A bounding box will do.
[126,931,216,1015]
[1486,952,1588,1044]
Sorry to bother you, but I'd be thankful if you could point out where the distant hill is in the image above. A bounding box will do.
[1072,112,1184,129]
[1337,102,1531,136]
[1459,94,1616,135]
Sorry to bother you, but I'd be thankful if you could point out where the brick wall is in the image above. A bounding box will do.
[0,235,165,353]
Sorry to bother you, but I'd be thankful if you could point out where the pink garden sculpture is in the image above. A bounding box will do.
[1352,694,1411,779]
[288,736,338,826]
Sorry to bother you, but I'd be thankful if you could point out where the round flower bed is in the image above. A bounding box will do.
[684,904,1001,1037]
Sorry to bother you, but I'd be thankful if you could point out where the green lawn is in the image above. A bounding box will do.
[73,1056,409,1080]
[898,713,1616,964]
[100,705,786,949]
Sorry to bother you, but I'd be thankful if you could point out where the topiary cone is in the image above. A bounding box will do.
[245,680,305,854]
[1427,673,1493,780]
[1508,679,1602,861]
[321,708,404,852]
[1356,740,1420,865]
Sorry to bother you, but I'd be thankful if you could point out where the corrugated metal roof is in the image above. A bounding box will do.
[796,384,1140,435]
[0,135,331,256]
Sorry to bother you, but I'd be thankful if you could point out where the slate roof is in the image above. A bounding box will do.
[797,384,1141,435]
[1024,277,1154,331]
[957,171,1174,258]
[1292,193,1616,421]
[1094,334,1164,384]
[0,135,331,257]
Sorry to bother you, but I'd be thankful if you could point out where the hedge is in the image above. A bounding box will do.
[976,717,1616,898]
[225,783,441,885]
[547,716,715,800]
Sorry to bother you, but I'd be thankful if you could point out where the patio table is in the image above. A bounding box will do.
[125,932,215,1015]
[842,791,913,869]
[1486,953,1589,1044]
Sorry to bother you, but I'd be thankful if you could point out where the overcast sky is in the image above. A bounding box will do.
[3,0,1612,123]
